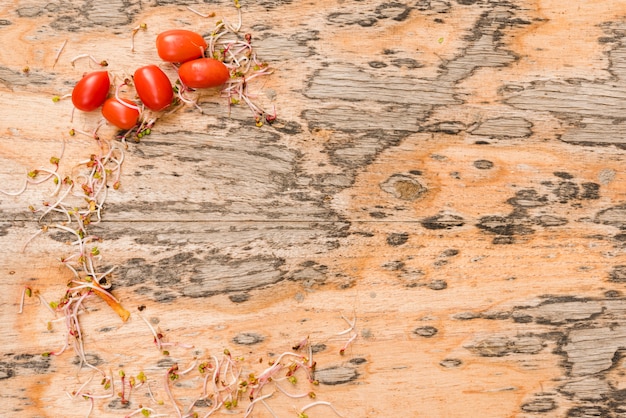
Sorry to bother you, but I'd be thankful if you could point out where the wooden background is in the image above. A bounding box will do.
[1,0,626,416]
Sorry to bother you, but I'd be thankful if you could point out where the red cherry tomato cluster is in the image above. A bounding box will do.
[71,29,230,131]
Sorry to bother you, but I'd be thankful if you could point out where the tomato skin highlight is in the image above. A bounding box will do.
[71,71,110,112]
[101,98,140,130]
[156,30,207,63]
[134,65,173,111]
[178,58,230,89]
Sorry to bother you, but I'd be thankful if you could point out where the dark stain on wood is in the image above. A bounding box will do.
[232,332,265,346]
[0,353,52,381]
[314,365,359,385]
[386,232,409,246]
[349,357,367,365]
[520,395,557,413]
[439,358,462,368]
[609,266,626,283]
[421,212,466,230]
[427,279,448,290]
[380,173,426,201]
[107,398,132,410]
[228,293,250,303]
[595,204,626,229]
[473,159,494,169]
[469,117,533,139]
[413,326,438,338]
[465,334,546,357]
[476,211,535,241]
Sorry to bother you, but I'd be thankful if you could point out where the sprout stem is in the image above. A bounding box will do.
[18,286,31,314]
[300,401,344,418]
[337,313,356,335]
[53,39,67,69]
[22,227,46,253]
[70,54,107,67]
[115,83,142,112]
[243,392,273,418]
[164,365,182,418]
[0,175,28,196]
[186,6,214,18]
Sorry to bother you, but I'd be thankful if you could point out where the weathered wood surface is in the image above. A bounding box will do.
[1,0,626,417]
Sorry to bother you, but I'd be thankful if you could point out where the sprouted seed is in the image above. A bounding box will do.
[299,401,345,418]
[53,39,67,69]
[337,313,356,335]
[137,311,163,351]
[243,392,274,418]
[164,364,182,418]
[0,174,28,196]
[273,381,309,399]
[186,6,215,18]
[83,395,94,418]
[339,333,357,355]
[17,286,33,313]
[124,406,166,418]
[70,54,108,67]
[179,359,198,375]
[67,374,94,399]
[131,23,147,52]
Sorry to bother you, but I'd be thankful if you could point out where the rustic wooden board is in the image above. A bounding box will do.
[2,0,626,417]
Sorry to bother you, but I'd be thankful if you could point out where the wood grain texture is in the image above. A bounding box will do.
[1,0,626,417]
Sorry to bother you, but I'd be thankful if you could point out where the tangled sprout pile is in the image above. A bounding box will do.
[12,2,354,418]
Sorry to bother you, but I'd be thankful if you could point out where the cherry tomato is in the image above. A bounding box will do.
[71,71,110,112]
[178,58,230,89]
[156,30,207,63]
[134,65,173,111]
[101,98,140,130]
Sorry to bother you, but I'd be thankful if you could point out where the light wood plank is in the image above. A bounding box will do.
[2,0,626,417]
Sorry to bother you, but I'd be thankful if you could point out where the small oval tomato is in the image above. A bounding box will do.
[101,98,140,130]
[134,65,173,111]
[71,71,110,112]
[178,58,230,89]
[156,30,207,63]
